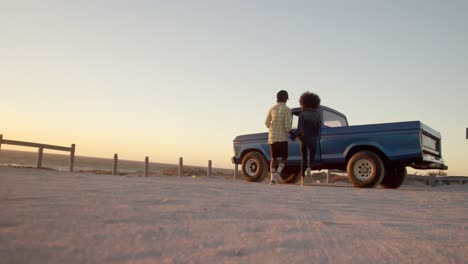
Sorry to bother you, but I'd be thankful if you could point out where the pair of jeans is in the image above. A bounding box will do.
[300,137,318,176]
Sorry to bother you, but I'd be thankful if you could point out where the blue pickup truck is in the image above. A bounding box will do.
[231,105,447,188]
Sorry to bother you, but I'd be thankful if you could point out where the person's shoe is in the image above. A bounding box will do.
[270,172,277,185]
[273,172,284,184]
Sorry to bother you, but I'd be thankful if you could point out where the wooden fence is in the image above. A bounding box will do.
[111,155,220,178]
[0,134,76,172]
[0,134,261,181]
[0,134,237,178]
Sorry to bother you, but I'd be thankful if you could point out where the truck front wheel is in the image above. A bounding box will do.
[380,166,407,189]
[347,151,385,188]
[241,151,268,182]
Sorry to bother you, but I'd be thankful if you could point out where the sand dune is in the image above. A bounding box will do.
[0,167,467,263]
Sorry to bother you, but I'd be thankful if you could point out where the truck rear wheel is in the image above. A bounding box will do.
[380,166,407,189]
[241,151,268,182]
[347,151,385,188]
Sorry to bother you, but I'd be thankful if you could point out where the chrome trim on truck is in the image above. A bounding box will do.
[422,146,439,156]
[423,155,445,165]
[412,155,448,170]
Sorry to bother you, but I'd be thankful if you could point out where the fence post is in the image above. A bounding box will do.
[0,134,3,152]
[69,144,75,172]
[178,157,183,177]
[112,154,118,175]
[208,160,212,178]
[234,164,238,179]
[37,147,44,168]
[144,156,149,177]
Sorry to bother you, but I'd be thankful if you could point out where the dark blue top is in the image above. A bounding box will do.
[291,109,321,141]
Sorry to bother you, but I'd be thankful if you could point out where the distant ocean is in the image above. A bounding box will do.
[0,149,233,177]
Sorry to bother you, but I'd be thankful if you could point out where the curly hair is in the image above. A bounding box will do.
[299,92,321,109]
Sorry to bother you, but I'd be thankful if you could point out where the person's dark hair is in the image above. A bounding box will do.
[299,92,321,109]
[276,90,289,103]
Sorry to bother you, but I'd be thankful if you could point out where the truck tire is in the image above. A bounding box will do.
[380,166,407,189]
[347,151,385,188]
[281,167,301,184]
[241,151,268,182]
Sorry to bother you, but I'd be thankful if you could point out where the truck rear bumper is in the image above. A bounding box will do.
[411,163,448,170]
[410,156,448,170]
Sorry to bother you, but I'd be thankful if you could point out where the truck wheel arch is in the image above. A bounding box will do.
[240,149,269,164]
[345,145,389,165]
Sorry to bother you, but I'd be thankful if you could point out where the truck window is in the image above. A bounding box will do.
[292,113,299,129]
[323,110,347,127]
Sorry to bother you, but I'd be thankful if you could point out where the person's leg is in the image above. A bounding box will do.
[275,157,285,184]
[271,142,287,184]
[300,140,307,177]
[277,157,286,174]
[299,141,308,186]
[269,144,278,184]
[270,158,277,174]
[305,139,317,182]
[308,138,318,170]
[276,142,288,175]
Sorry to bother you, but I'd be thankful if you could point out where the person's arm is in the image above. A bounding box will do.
[284,108,292,132]
[291,113,304,140]
[265,108,272,129]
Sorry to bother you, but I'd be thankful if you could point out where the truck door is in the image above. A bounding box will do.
[287,111,302,166]
[320,108,349,166]
[288,110,322,168]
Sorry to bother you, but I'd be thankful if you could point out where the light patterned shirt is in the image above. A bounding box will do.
[265,102,292,144]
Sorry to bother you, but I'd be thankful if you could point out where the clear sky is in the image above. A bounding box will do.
[1,0,467,175]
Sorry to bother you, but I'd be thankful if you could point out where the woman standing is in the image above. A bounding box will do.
[290,92,322,185]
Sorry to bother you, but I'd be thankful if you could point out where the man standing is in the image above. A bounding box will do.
[265,90,292,184]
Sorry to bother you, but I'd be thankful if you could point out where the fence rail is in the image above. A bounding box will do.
[0,134,75,172]
[0,139,72,152]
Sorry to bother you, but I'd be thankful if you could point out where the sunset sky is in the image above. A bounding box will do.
[1,1,467,175]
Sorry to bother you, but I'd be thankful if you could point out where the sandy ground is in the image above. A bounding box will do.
[0,167,467,264]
